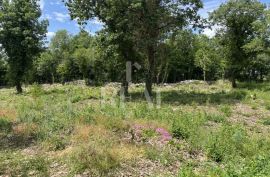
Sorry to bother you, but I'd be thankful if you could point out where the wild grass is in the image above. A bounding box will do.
[0,81,270,176]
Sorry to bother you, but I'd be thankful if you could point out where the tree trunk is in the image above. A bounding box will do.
[231,77,237,88]
[162,62,169,84]
[146,47,155,97]
[16,81,23,94]
[51,73,55,84]
[121,80,129,97]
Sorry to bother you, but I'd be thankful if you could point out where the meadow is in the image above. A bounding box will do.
[0,81,270,177]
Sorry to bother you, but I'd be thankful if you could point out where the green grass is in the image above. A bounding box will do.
[0,81,270,176]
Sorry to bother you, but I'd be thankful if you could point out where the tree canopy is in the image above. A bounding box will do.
[0,0,48,93]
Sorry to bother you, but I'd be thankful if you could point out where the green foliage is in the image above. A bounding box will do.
[205,113,226,123]
[69,143,120,175]
[178,164,199,177]
[195,35,224,81]
[0,0,48,93]
[206,125,248,162]
[0,152,49,177]
[219,105,232,117]
[30,83,45,97]
[145,147,174,166]
[262,119,270,126]
[165,30,197,82]
[66,0,203,94]
[0,51,8,86]
[0,118,12,133]
[44,135,68,151]
[171,112,205,139]
[210,0,266,87]
[35,51,57,84]
[1,83,270,176]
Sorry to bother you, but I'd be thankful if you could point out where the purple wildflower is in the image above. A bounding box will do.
[156,128,172,141]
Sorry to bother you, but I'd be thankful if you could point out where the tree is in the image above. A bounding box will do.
[35,51,57,84]
[195,35,219,81]
[0,49,7,86]
[49,30,79,83]
[165,30,197,83]
[243,9,270,81]
[131,0,203,95]
[210,0,265,87]
[0,0,48,93]
[66,0,138,96]
[66,0,203,96]
[71,31,96,84]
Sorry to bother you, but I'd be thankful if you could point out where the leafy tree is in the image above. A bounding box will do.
[50,30,71,53]
[131,0,203,95]
[73,47,96,84]
[66,0,138,95]
[195,35,220,81]
[210,0,265,87]
[71,31,96,84]
[49,30,80,83]
[35,51,57,84]
[93,31,127,84]
[66,0,203,96]
[165,30,198,83]
[243,9,270,81]
[0,0,48,93]
[0,49,7,85]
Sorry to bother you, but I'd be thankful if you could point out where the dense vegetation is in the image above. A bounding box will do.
[1,82,270,176]
[0,0,269,93]
[1,0,270,176]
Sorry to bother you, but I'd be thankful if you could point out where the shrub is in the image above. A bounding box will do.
[231,90,247,100]
[30,83,45,97]
[171,112,205,140]
[44,135,68,151]
[69,144,120,175]
[262,119,270,126]
[0,152,49,177]
[206,125,248,162]
[178,164,199,177]
[145,147,174,166]
[205,113,226,123]
[0,118,12,133]
[219,105,232,117]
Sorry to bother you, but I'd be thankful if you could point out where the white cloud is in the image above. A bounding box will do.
[202,25,220,38]
[43,14,52,20]
[90,18,104,26]
[53,12,70,23]
[199,0,227,18]
[38,0,45,10]
[50,1,61,6]
[46,32,55,38]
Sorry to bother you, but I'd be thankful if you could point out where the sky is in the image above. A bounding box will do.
[40,0,270,41]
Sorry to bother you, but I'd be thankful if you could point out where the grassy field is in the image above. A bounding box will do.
[0,81,270,177]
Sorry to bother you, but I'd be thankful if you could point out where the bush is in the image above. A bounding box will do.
[44,135,68,151]
[262,119,270,126]
[219,105,232,117]
[178,164,199,177]
[30,83,45,97]
[205,113,227,123]
[69,143,120,175]
[171,112,205,139]
[231,90,247,100]
[0,118,12,133]
[0,152,49,177]
[206,125,248,162]
[145,147,174,166]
